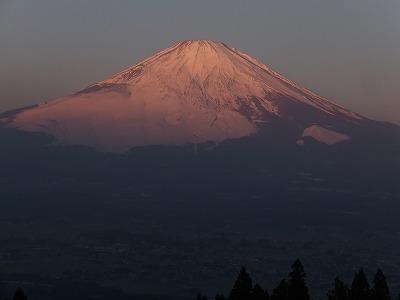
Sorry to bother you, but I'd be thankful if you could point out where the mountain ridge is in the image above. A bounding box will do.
[0,40,394,152]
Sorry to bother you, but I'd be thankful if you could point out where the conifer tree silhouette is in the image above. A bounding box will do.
[271,279,288,300]
[251,283,269,300]
[371,269,390,300]
[350,268,370,300]
[327,277,349,300]
[229,267,253,300]
[13,289,27,300]
[287,259,309,300]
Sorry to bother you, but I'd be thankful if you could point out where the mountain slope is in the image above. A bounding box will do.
[0,40,383,152]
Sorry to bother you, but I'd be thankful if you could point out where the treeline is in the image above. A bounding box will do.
[3,288,27,300]
[195,259,395,300]
[2,260,397,300]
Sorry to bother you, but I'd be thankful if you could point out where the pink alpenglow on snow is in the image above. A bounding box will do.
[0,40,363,152]
[298,125,351,146]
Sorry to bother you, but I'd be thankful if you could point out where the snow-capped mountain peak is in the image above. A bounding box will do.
[1,40,364,151]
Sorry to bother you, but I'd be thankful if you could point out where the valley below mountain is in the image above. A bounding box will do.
[0,128,399,299]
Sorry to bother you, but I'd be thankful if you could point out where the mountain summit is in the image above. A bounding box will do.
[1,40,366,151]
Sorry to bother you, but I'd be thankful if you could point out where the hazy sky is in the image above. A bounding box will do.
[1,1,399,124]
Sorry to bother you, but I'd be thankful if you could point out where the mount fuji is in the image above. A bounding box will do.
[1,40,388,152]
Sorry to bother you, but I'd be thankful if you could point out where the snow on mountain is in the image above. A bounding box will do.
[0,40,364,152]
[297,125,351,146]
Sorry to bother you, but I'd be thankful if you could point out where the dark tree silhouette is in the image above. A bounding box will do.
[287,259,309,300]
[229,267,253,300]
[271,279,288,300]
[371,269,390,300]
[195,293,208,300]
[194,264,394,300]
[251,283,269,300]
[264,288,270,300]
[13,289,27,300]
[350,268,370,300]
[327,277,349,300]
